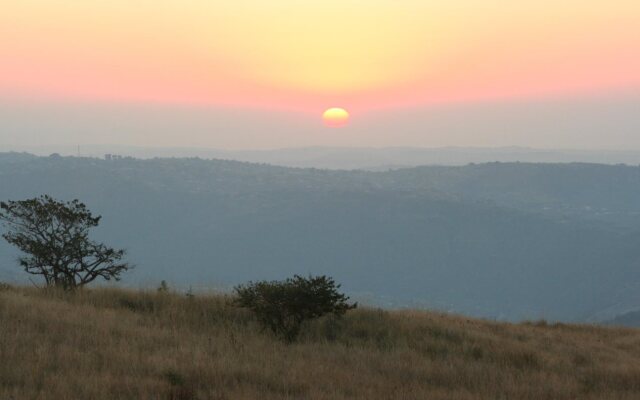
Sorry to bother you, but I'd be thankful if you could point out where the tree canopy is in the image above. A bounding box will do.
[0,195,130,290]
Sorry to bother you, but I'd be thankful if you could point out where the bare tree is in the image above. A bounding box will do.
[0,195,130,290]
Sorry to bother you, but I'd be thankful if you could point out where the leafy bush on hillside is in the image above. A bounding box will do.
[234,275,357,341]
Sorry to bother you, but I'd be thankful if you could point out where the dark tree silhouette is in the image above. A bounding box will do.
[235,275,357,341]
[0,195,130,290]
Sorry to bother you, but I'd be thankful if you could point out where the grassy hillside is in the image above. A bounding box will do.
[1,286,640,399]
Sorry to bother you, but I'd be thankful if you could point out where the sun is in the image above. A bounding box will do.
[323,107,350,128]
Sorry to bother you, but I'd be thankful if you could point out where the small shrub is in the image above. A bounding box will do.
[234,275,357,341]
[158,280,170,293]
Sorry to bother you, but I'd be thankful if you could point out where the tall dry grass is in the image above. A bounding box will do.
[1,285,640,399]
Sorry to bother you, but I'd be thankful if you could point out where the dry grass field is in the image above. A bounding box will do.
[1,285,640,400]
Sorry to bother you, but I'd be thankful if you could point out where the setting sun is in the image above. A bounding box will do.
[323,108,350,128]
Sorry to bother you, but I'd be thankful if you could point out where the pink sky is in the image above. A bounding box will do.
[1,1,639,114]
[1,1,639,151]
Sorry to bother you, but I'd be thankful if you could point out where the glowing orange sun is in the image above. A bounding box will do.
[323,107,350,127]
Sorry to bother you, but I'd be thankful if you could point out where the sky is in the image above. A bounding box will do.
[1,1,639,150]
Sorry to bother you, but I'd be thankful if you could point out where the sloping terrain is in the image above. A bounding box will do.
[1,287,640,400]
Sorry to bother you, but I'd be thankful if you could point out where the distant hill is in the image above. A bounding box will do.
[6,145,640,169]
[1,153,640,322]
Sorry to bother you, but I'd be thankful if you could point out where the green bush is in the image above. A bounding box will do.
[234,275,357,341]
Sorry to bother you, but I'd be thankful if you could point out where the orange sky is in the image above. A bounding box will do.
[1,1,639,114]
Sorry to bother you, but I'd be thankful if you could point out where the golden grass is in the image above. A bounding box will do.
[1,285,640,399]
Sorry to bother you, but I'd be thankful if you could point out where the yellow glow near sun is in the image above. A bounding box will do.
[1,0,639,111]
[323,108,350,127]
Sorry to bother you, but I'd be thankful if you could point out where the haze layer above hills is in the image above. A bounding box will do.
[1,152,640,322]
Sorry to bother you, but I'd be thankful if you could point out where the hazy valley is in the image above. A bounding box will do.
[2,152,640,323]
